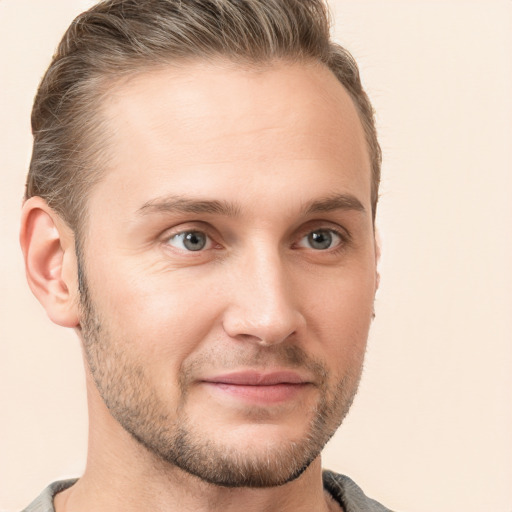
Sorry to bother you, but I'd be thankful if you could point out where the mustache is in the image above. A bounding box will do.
[178,343,329,389]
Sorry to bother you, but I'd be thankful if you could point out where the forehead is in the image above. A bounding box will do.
[89,60,371,220]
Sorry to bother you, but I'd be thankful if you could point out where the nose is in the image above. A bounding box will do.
[222,247,306,346]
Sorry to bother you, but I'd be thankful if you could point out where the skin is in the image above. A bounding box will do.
[21,60,378,512]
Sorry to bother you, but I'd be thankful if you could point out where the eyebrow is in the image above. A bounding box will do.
[137,193,365,218]
[137,195,241,217]
[303,194,366,215]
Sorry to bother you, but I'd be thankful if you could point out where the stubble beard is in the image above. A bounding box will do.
[77,253,365,488]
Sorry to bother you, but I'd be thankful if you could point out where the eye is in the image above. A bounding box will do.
[298,229,343,251]
[166,230,211,252]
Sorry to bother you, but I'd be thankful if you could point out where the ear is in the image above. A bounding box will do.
[20,197,80,328]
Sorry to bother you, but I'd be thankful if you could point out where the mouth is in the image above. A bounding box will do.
[201,370,313,404]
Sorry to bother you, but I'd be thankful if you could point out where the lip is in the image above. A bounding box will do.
[201,371,312,404]
[203,370,309,386]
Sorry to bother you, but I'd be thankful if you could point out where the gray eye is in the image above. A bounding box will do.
[168,231,209,251]
[299,229,341,250]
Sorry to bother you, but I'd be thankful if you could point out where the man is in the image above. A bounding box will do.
[19,0,388,511]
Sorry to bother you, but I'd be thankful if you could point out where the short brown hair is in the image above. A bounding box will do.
[26,0,381,233]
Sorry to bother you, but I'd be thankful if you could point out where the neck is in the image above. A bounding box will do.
[55,451,332,512]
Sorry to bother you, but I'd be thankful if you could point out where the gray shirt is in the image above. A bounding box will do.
[21,471,393,512]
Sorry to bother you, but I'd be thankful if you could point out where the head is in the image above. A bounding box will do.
[21,0,381,489]
[26,0,380,234]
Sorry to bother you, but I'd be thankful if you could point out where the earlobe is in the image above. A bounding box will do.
[20,197,80,328]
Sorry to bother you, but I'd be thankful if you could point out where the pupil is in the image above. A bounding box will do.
[309,230,332,250]
[184,232,206,251]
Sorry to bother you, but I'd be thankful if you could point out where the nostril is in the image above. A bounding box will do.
[221,258,305,345]
[222,306,304,347]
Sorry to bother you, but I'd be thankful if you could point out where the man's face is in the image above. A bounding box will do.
[78,61,377,487]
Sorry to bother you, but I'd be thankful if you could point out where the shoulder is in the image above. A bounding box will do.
[323,470,394,512]
[20,479,78,512]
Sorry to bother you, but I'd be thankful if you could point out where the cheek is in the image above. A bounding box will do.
[303,267,375,370]
[88,259,225,370]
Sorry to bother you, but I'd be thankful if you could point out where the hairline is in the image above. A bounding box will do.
[71,55,377,246]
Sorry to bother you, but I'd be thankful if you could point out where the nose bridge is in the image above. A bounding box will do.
[222,240,303,345]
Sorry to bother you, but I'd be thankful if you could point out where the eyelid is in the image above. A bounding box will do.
[158,221,350,252]
[296,220,350,239]
[161,223,220,252]
[297,228,341,247]
[166,231,213,251]
[293,223,351,252]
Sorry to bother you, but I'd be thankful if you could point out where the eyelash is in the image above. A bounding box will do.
[165,230,215,252]
[163,225,349,255]
[295,228,348,252]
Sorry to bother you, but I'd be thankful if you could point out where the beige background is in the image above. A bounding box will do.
[1,1,511,511]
